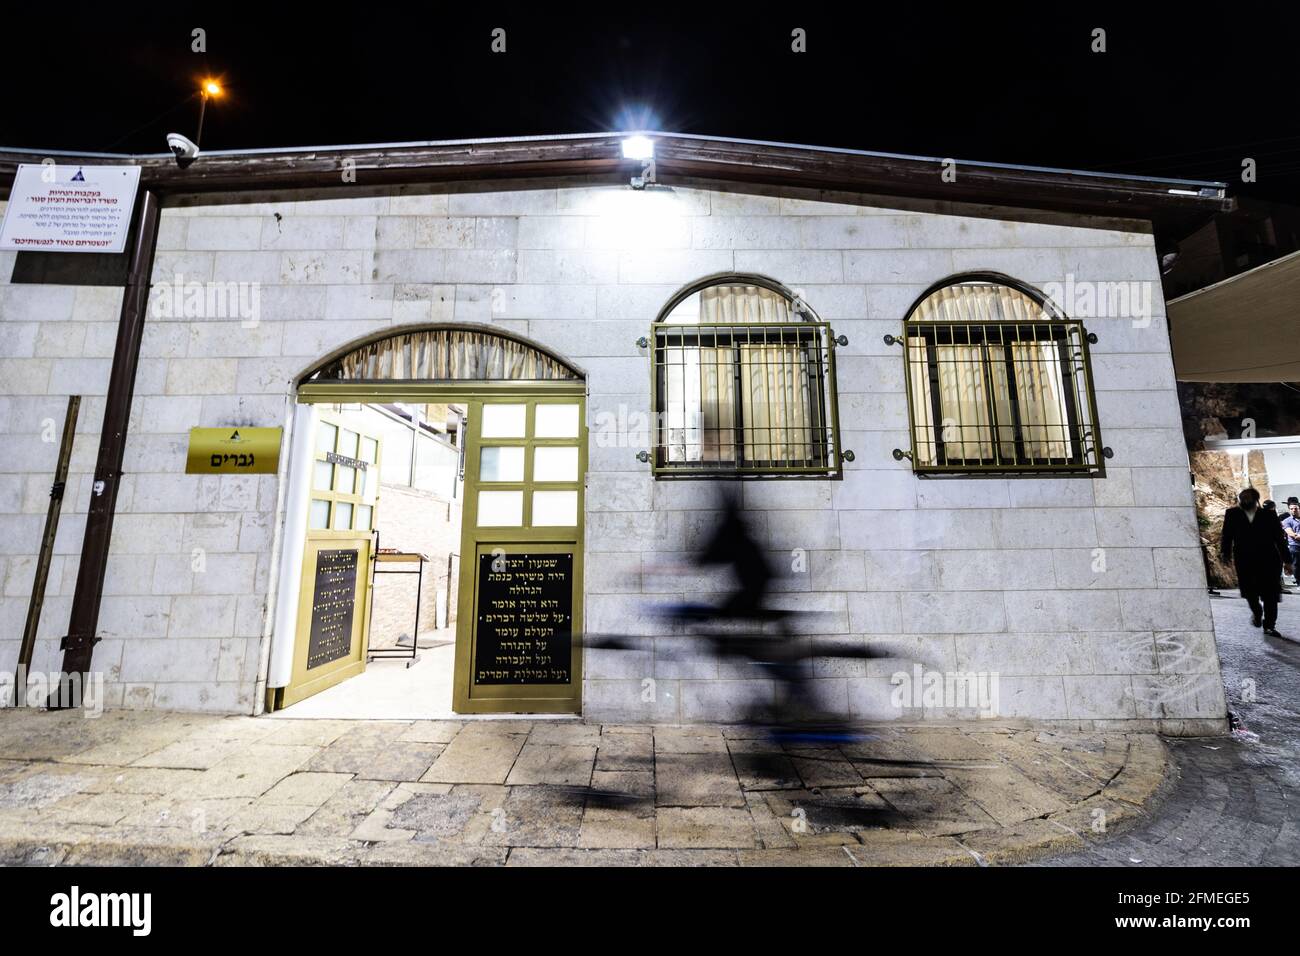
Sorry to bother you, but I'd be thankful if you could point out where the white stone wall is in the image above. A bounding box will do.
[0,179,1225,730]
[370,481,461,645]
[0,224,123,695]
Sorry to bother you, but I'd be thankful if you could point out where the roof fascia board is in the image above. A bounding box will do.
[0,132,1231,223]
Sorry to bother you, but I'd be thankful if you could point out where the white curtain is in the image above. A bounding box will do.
[699,284,793,324]
[664,285,816,465]
[908,283,1072,465]
[740,344,813,462]
[665,345,737,463]
[332,329,579,381]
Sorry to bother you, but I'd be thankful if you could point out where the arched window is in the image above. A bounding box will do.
[650,274,845,478]
[302,326,582,383]
[902,275,1104,475]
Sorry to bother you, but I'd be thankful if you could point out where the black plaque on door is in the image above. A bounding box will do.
[474,552,573,685]
[307,548,358,669]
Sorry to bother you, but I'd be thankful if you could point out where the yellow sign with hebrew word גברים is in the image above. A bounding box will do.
[185,427,282,474]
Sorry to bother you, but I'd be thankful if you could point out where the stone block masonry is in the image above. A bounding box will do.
[0,178,1222,731]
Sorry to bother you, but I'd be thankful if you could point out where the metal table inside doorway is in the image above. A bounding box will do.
[367,548,426,667]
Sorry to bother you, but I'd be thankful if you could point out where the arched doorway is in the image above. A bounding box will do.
[266,325,587,717]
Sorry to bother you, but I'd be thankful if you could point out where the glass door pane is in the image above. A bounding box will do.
[480,446,525,482]
[533,446,578,482]
[534,404,580,438]
[313,461,334,491]
[477,490,524,526]
[531,490,578,526]
[316,421,338,454]
[481,404,527,438]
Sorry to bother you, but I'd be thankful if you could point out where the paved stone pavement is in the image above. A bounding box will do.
[13,592,1296,868]
[1041,592,1300,866]
[0,707,1168,866]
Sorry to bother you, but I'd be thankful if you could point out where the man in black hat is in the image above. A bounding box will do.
[1221,487,1294,636]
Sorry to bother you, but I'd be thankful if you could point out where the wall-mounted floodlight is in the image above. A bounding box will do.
[622,135,655,160]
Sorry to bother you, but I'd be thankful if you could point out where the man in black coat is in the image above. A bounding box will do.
[1220,487,1294,636]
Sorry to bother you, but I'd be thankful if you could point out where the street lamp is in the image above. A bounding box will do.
[196,78,223,148]
[166,78,225,167]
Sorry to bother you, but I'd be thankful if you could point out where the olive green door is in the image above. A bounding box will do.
[281,413,383,708]
[453,393,586,714]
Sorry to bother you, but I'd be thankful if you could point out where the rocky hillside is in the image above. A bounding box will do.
[1177,381,1300,589]
[1190,449,1271,589]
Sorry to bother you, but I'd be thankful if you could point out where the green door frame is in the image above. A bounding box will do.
[296,380,587,715]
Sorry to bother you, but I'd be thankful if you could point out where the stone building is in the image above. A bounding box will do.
[0,133,1232,732]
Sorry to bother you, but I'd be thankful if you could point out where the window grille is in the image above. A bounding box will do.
[902,280,1104,475]
[651,279,844,478]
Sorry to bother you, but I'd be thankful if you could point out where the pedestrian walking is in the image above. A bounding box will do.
[1221,487,1294,637]
[1283,497,1300,587]
[1266,500,1294,593]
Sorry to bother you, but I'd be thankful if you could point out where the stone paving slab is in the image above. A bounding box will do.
[580,805,657,849]
[506,743,597,786]
[0,708,1175,866]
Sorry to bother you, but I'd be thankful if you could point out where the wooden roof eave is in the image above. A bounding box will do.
[0,133,1231,234]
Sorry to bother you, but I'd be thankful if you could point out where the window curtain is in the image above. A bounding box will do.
[699,284,792,324]
[668,285,815,465]
[660,284,819,466]
[329,329,579,381]
[906,337,939,464]
[934,342,994,461]
[908,283,1073,464]
[709,285,813,463]
[739,345,813,462]
[1002,343,1071,459]
[664,346,736,463]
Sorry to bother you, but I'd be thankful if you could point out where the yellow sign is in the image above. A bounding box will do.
[186,427,282,474]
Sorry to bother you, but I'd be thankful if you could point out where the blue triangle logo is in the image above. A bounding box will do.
[70,168,85,182]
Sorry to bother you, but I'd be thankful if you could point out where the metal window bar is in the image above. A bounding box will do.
[904,319,1103,475]
[653,322,840,477]
[1000,338,1028,463]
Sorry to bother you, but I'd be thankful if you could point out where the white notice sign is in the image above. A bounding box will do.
[0,163,141,254]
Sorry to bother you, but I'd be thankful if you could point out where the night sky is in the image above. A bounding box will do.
[4,7,1298,204]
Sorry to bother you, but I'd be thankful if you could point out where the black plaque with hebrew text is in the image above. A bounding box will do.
[474,552,573,685]
[307,548,358,669]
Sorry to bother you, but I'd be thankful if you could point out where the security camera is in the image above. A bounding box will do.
[166,132,200,169]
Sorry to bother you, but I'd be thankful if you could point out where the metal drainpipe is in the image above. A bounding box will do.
[55,188,161,707]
